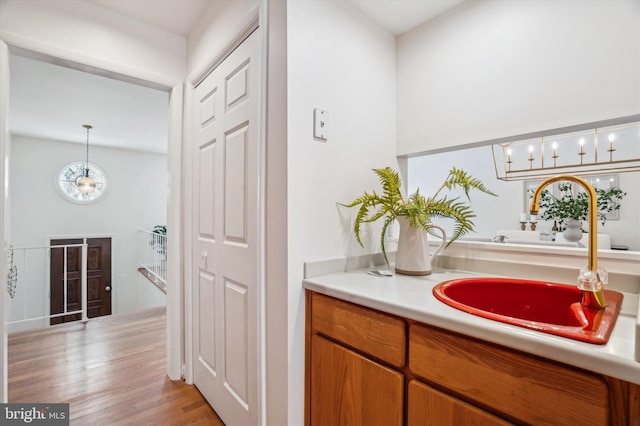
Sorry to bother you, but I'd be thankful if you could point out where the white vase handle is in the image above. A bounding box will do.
[427,225,447,258]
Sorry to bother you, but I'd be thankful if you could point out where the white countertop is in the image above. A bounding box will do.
[303,267,640,385]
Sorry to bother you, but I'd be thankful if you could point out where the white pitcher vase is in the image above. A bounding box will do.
[562,218,583,243]
[394,217,447,276]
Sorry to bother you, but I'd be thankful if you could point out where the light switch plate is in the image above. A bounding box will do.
[314,108,329,141]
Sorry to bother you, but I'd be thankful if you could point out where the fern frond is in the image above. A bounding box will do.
[362,206,391,224]
[373,167,404,206]
[445,167,497,200]
[351,195,384,247]
[426,197,477,244]
[337,191,377,208]
[379,215,396,267]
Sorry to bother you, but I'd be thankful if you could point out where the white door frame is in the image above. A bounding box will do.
[0,39,10,404]
[0,35,185,393]
[166,83,184,381]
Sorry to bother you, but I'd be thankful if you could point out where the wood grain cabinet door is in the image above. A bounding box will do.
[310,334,403,426]
[407,379,513,426]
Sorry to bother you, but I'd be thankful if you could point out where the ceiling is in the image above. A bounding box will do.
[9,54,170,154]
[8,0,464,154]
[346,0,464,35]
[89,0,211,37]
[89,0,464,37]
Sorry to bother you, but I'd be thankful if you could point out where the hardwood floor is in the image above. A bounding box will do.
[8,307,224,425]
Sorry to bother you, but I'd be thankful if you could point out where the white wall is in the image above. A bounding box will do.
[0,0,185,87]
[8,136,167,328]
[287,1,397,423]
[186,0,260,79]
[397,0,640,155]
[409,148,640,250]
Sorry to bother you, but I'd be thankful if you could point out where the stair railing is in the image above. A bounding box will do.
[5,241,89,329]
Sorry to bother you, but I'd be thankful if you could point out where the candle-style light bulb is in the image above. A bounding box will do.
[578,138,586,164]
[551,141,558,166]
[528,145,534,169]
[607,133,616,161]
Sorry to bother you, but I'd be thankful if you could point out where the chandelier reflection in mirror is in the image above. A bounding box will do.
[492,119,640,181]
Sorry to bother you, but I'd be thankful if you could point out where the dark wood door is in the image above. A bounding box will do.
[50,237,112,325]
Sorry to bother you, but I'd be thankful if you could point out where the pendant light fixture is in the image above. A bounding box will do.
[491,120,640,181]
[77,124,96,194]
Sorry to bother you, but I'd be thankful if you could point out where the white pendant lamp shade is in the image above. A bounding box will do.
[79,124,96,194]
[77,175,96,193]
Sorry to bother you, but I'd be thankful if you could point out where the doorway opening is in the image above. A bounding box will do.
[50,237,112,324]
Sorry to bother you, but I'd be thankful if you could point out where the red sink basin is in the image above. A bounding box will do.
[432,277,623,344]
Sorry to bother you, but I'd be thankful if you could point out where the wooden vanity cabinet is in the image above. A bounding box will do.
[305,290,640,426]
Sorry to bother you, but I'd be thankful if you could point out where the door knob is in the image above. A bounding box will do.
[105,285,111,291]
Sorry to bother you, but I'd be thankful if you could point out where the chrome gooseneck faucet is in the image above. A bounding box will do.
[529,175,606,309]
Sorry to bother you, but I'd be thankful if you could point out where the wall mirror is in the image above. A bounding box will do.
[408,139,639,252]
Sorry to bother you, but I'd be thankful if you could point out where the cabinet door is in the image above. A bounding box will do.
[311,335,403,426]
[407,380,513,426]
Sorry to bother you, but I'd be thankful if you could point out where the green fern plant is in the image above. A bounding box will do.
[340,167,496,265]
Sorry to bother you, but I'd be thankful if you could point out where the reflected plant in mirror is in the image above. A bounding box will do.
[534,183,626,227]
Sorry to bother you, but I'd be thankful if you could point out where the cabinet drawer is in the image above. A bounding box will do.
[409,323,610,426]
[310,292,406,368]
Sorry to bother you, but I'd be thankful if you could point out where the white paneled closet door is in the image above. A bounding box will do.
[192,28,261,426]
